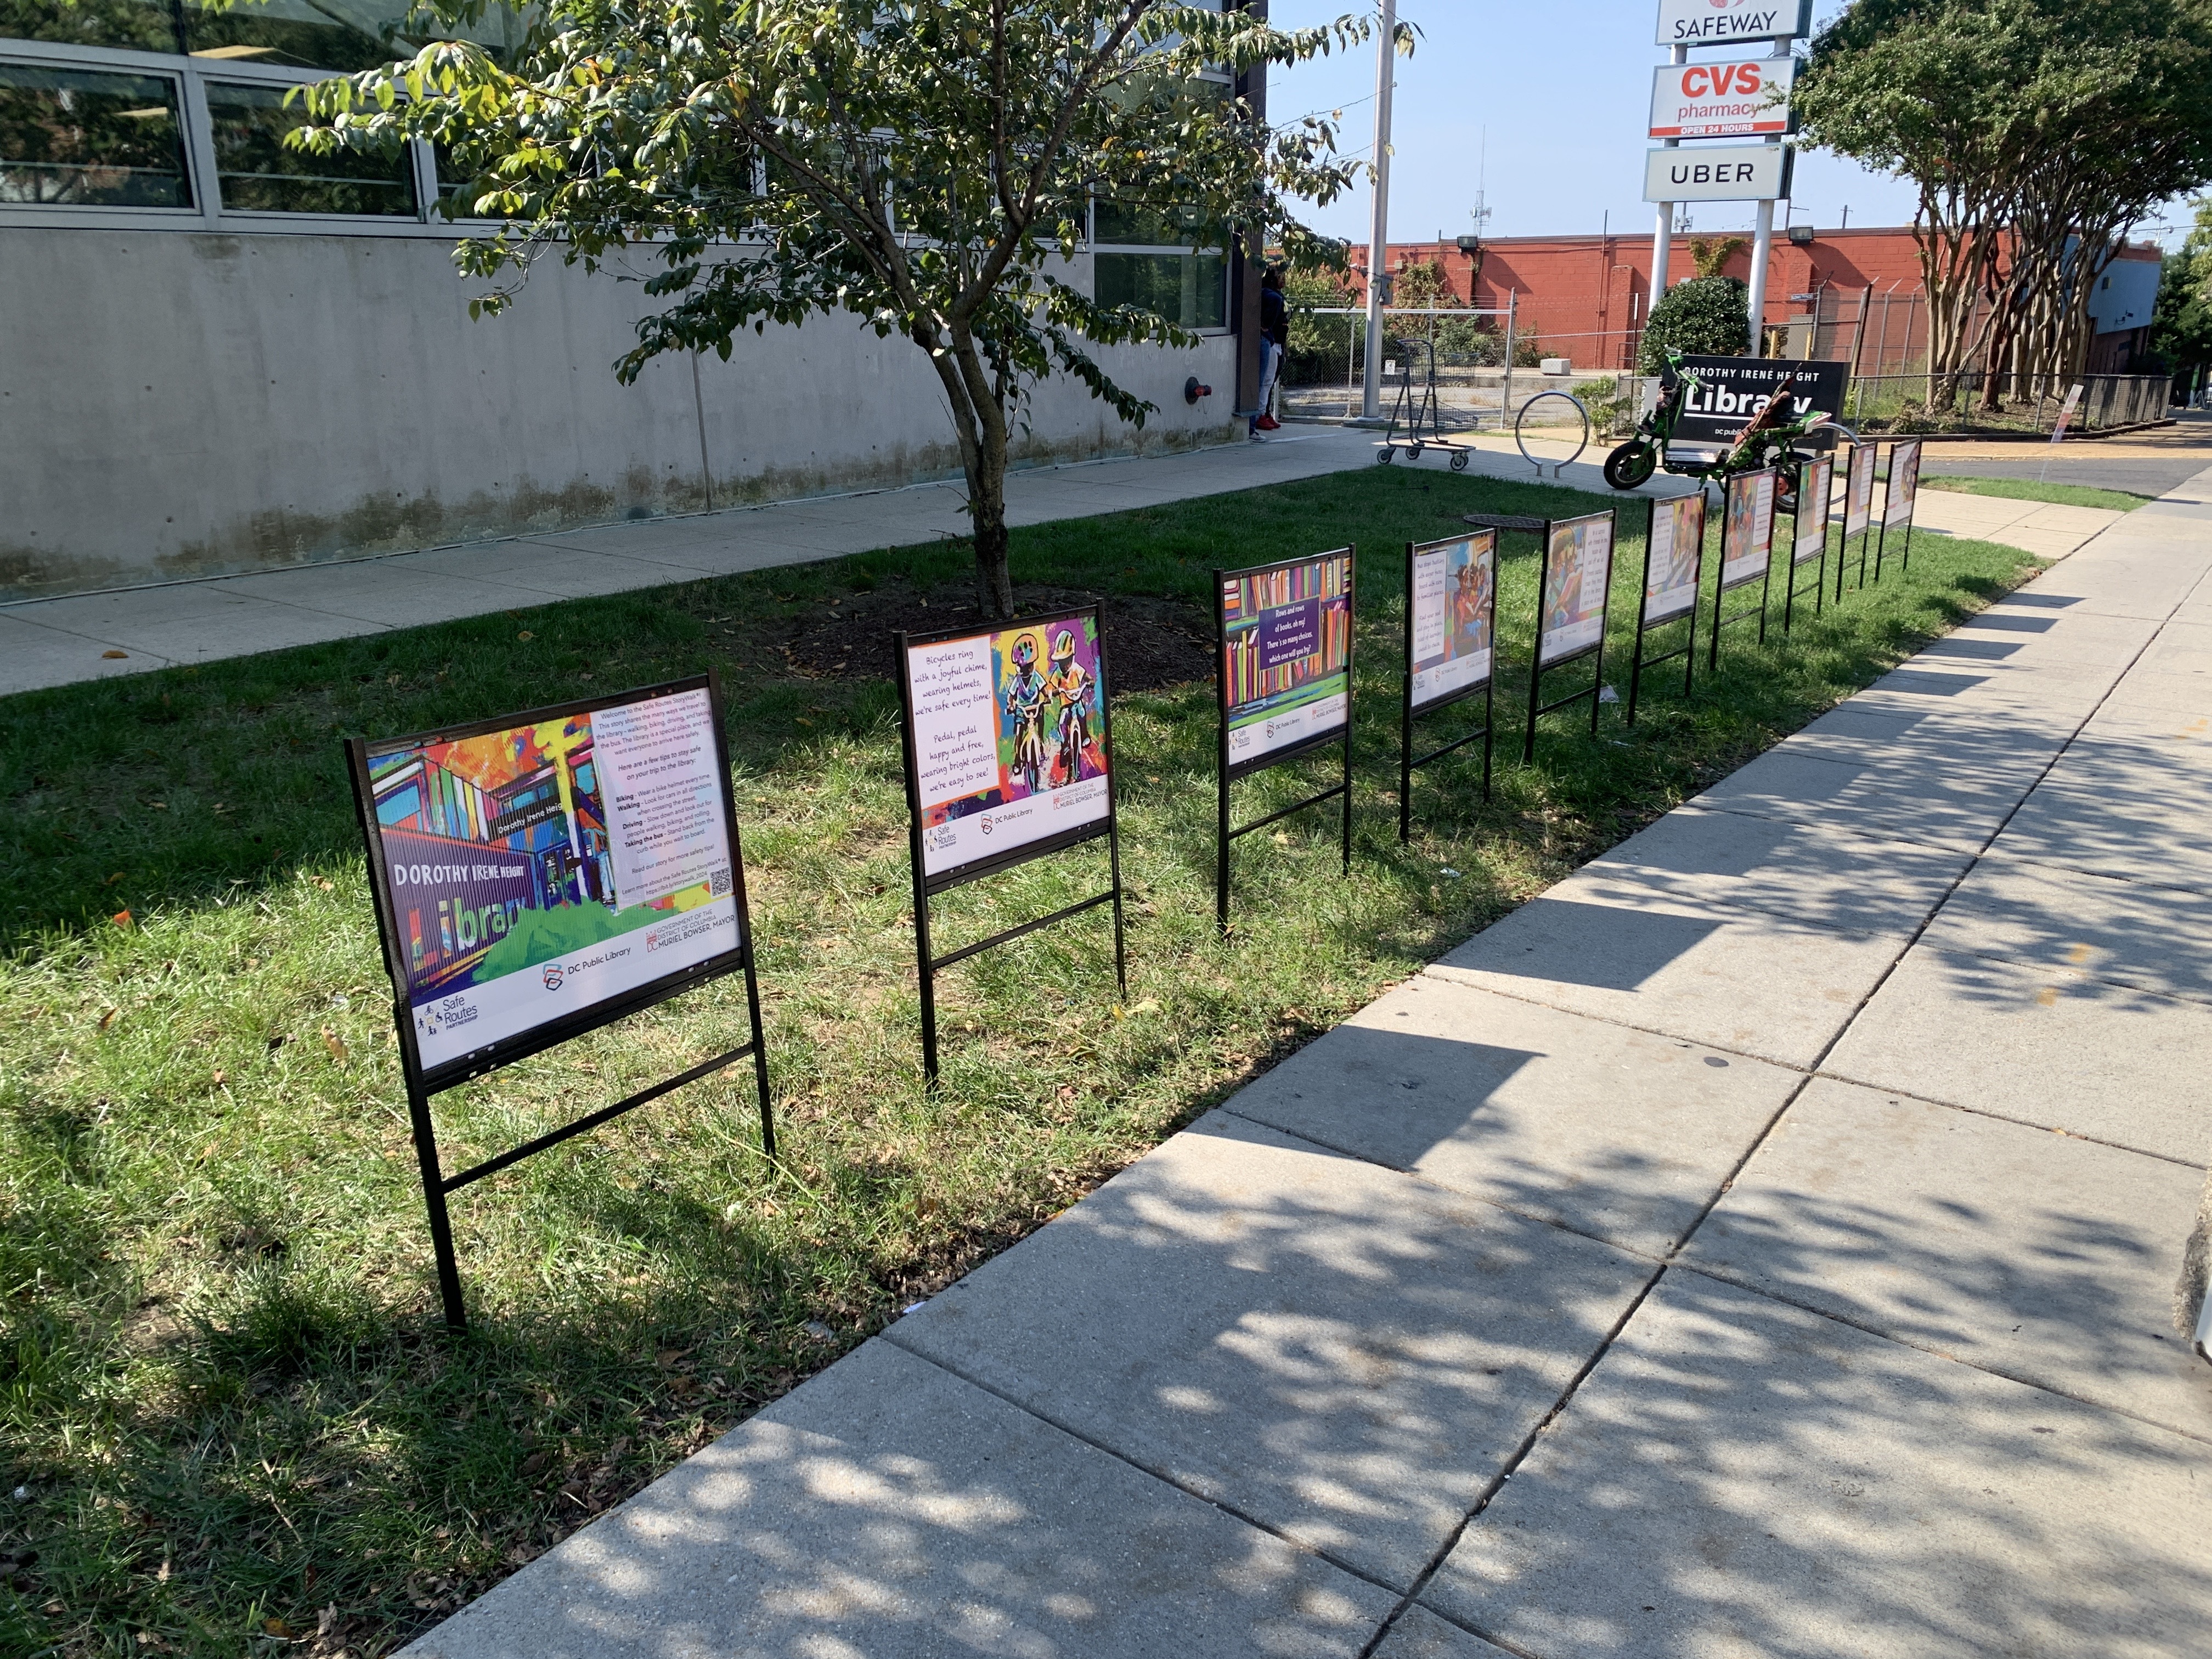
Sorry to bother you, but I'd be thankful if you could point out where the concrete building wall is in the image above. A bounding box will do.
[0,229,1240,601]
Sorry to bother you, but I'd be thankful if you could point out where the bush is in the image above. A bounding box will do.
[1572,377,1636,436]
[1638,275,1751,372]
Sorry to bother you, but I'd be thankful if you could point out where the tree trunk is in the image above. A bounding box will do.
[966,431,1014,619]
[921,325,1019,620]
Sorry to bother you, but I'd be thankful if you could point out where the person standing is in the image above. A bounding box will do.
[1252,265,1288,435]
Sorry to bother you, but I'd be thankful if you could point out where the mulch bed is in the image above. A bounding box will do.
[779,579,1215,693]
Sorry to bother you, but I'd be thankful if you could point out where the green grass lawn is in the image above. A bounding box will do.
[1920,474,2151,512]
[1,468,2040,1657]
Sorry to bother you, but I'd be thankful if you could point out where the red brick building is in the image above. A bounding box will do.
[1346,227,2164,376]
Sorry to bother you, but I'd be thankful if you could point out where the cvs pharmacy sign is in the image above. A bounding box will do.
[1655,0,1812,47]
[1650,54,1795,139]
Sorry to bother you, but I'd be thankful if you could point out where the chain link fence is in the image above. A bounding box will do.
[1281,298,2173,443]
[1279,306,1629,431]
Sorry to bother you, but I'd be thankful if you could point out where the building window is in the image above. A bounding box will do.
[205,78,415,215]
[1093,197,1228,331]
[0,60,191,205]
[1096,251,1227,330]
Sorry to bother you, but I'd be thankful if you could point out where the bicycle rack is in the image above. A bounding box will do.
[1515,391,1592,479]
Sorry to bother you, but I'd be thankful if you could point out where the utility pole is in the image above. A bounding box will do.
[1742,36,1791,356]
[1649,43,1686,317]
[1361,0,1398,421]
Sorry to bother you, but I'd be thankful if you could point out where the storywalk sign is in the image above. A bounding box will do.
[1711,467,1779,669]
[348,673,774,1329]
[1407,532,1496,715]
[1649,54,1795,140]
[1628,492,1708,724]
[1875,437,1926,583]
[901,610,1113,885]
[1523,511,1617,763]
[896,606,1125,1080]
[1400,530,1498,840]
[1215,548,1356,928]
[1785,452,1833,630]
[1656,0,1812,46]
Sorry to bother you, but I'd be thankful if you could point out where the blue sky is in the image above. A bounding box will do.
[1263,2,2196,249]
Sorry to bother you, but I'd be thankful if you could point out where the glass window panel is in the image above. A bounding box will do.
[1096,251,1226,330]
[0,0,182,52]
[0,62,191,207]
[1093,198,1221,249]
[182,0,422,72]
[206,78,416,215]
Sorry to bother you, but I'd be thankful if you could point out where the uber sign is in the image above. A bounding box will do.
[1643,142,1792,203]
[1655,0,1813,47]
[1673,356,1850,449]
[1649,54,1795,139]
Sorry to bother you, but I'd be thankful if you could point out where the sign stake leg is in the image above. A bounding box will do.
[405,1076,468,1334]
[913,885,939,1087]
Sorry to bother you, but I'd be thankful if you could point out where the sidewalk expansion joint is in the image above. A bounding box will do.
[1352,1257,1674,1659]
[872,1330,1415,1605]
[1805,1070,2211,1169]
[1413,965,1854,1072]
[1661,1255,2212,1448]
[1971,845,2212,906]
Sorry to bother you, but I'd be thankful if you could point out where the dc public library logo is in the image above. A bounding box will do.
[543,963,566,991]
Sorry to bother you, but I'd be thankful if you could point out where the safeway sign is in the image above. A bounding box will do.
[1656,0,1812,47]
[1643,143,1792,203]
[1649,55,1795,139]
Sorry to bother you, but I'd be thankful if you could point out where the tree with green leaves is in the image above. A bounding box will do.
[301,2,1387,616]
[1797,0,2212,405]
[1638,275,1748,373]
[2153,198,2212,399]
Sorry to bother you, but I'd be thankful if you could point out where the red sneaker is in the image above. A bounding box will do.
[1255,414,1281,431]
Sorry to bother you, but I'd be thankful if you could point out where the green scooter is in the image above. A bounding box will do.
[1604,349,1846,509]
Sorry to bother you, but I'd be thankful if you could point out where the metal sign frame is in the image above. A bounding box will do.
[1215,548,1357,933]
[1837,440,1880,600]
[346,670,774,1333]
[1627,492,1706,726]
[1400,531,1498,841]
[1522,510,1617,763]
[1783,453,1833,633]
[1709,467,1778,672]
[1874,438,1923,584]
[894,604,1127,1084]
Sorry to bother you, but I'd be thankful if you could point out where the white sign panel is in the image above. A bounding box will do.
[1644,143,1792,203]
[903,613,1113,880]
[1656,0,1812,47]
[1649,55,1795,139]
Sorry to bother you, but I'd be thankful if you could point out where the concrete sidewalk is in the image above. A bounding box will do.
[0,430,1359,697]
[397,472,2212,1655]
[0,421,2116,699]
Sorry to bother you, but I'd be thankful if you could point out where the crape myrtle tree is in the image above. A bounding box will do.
[1797,0,2212,408]
[2153,199,2212,400]
[298,1,1392,617]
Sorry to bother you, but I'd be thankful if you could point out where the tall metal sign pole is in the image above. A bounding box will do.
[1361,0,1398,421]
[1647,2,1810,355]
[1649,43,1686,308]
[1742,37,1793,355]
